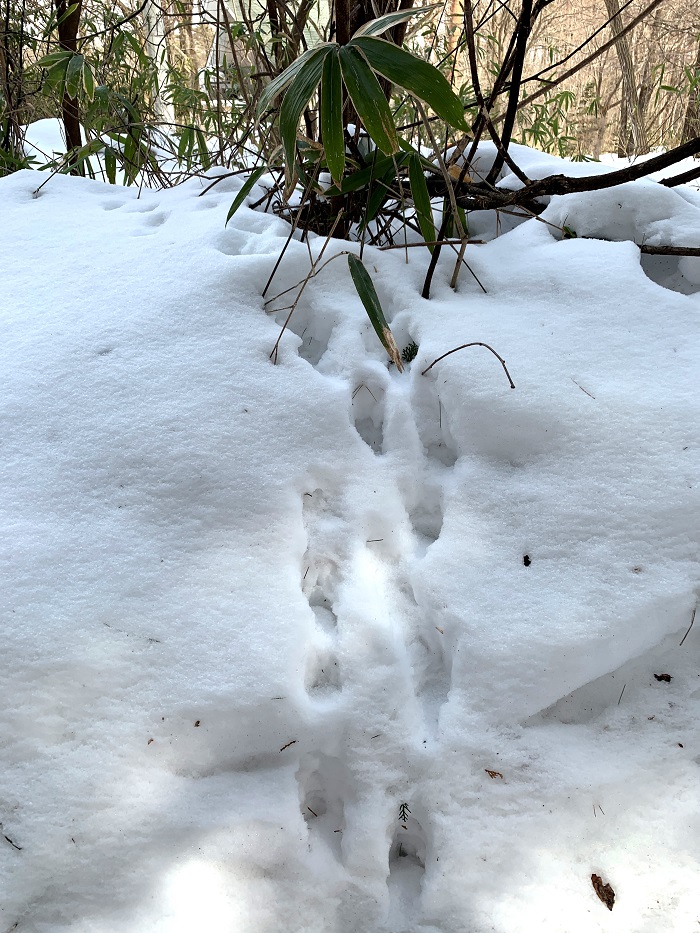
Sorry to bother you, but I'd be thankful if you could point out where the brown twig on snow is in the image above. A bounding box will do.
[421,342,515,389]
[680,607,696,647]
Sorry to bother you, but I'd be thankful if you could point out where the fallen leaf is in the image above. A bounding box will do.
[485,769,504,780]
[448,164,472,183]
[653,673,672,682]
[591,873,615,910]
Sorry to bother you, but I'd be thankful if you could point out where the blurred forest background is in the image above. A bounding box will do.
[1,0,698,180]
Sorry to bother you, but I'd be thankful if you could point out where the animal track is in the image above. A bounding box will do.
[399,583,452,736]
[411,634,451,738]
[388,810,427,931]
[143,211,169,227]
[297,754,348,861]
[307,582,338,632]
[301,488,344,701]
[130,200,158,212]
[305,639,341,696]
[412,380,459,469]
[407,478,444,555]
[351,382,385,454]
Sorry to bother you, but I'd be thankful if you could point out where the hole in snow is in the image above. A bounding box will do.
[308,586,338,631]
[640,253,700,295]
[351,383,385,454]
[388,813,426,929]
[297,754,347,861]
[305,644,341,695]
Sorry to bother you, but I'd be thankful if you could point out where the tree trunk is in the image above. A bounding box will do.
[143,0,175,126]
[604,0,648,155]
[681,37,700,144]
[54,0,83,172]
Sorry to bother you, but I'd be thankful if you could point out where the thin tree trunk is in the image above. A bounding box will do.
[54,0,83,171]
[143,1,175,126]
[604,0,648,154]
[681,36,700,144]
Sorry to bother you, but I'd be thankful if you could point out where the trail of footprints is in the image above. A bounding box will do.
[285,298,460,928]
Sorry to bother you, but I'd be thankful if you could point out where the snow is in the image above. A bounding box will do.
[1,141,699,933]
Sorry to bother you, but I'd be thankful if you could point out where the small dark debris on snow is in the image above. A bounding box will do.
[653,673,672,682]
[279,739,297,752]
[3,833,22,851]
[485,769,504,780]
[591,873,615,910]
[523,554,531,566]
[194,720,201,727]
[401,341,419,364]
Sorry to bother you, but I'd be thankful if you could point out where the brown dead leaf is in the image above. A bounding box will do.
[591,873,615,910]
[448,164,472,183]
[485,769,504,780]
[653,673,672,682]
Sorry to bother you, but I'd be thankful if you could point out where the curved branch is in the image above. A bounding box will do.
[422,342,515,389]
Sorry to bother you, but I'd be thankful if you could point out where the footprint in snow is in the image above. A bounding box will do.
[388,809,427,931]
[297,754,348,862]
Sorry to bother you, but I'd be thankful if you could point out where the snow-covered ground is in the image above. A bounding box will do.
[1,143,699,933]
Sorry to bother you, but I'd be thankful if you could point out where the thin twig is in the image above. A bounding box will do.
[269,211,345,363]
[422,342,515,388]
[680,607,696,647]
[262,165,321,298]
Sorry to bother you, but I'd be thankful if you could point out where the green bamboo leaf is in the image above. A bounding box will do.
[36,50,73,67]
[82,60,95,101]
[408,153,435,252]
[320,49,344,184]
[324,153,395,196]
[55,2,79,26]
[177,125,193,162]
[280,46,333,178]
[339,46,398,155]
[351,36,468,131]
[364,177,391,223]
[64,53,84,99]
[225,167,267,226]
[195,128,211,170]
[352,3,440,38]
[257,43,335,117]
[104,146,117,185]
[44,61,69,94]
[347,254,403,372]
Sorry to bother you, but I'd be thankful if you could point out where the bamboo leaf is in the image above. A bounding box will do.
[55,2,79,26]
[104,146,117,185]
[352,3,440,38]
[44,61,69,94]
[82,60,95,101]
[320,49,344,184]
[280,46,332,180]
[36,50,73,67]
[339,46,399,155]
[177,125,193,162]
[347,254,403,371]
[351,36,468,131]
[324,153,396,196]
[257,43,335,117]
[64,53,84,99]
[225,167,267,226]
[408,154,435,252]
[195,128,211,170]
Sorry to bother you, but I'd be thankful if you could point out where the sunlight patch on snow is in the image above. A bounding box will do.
[164,860,242,933]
